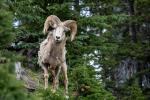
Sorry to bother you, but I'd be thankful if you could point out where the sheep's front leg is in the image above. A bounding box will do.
[42,66,49,89]
[61,62,68,98]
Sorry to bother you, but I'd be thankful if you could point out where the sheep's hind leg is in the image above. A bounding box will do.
[42,66,49,89]
[61,62,69,99]
[55,66,61,89]
[50,67,57,93]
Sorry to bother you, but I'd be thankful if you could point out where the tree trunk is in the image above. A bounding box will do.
[74,0,80,13]
[128,0,137,43]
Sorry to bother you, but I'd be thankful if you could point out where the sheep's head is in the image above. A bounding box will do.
[43,15,77,42]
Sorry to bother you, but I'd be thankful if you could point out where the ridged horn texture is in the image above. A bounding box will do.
[43,15,61,34]
[62,20,77,41]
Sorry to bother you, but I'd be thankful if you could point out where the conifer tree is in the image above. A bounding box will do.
[5,0,150,99]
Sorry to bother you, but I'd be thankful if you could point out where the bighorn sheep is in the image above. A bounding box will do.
[38,15,77,97]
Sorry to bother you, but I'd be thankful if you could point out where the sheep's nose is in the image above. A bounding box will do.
[56,36,60,39]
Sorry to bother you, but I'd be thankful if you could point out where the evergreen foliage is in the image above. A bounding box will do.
[0,64,37,100]
[0,0,150,99]
[0,0,14,48]
[122,84,145,100]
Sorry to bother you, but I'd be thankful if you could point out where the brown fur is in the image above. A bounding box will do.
[38,34,68,95]
[39,34,66,66]
[38,15,77,98]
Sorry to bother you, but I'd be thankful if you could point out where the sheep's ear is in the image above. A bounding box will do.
[62,20,77,41]
[43,15,61,34]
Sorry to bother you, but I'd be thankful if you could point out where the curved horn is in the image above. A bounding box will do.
[62,20,77,41]
[43,15,61,34]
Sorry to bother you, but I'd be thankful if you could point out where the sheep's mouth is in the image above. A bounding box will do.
[55,40,62,43]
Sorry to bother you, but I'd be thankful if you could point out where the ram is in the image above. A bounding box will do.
[38,15,77,98]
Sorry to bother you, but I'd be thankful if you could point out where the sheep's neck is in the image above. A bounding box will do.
[51,41,64,58]
[48,36,66,66]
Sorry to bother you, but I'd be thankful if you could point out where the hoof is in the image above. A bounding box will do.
[65,95,69,99]
[51,89,56,93]
[44,86,48,90]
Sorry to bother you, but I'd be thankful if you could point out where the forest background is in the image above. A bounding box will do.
[0,0,149,100]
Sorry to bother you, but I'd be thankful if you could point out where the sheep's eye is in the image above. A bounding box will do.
[64,29,68,33]
[48,27,55,31]
[64,27,70,32]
